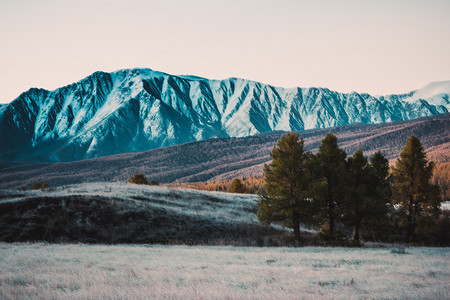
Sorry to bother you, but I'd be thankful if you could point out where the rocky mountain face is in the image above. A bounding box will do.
[0,114,448,191]
[0,68,448,162]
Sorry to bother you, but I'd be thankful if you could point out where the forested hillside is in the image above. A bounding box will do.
[0,114,448,200]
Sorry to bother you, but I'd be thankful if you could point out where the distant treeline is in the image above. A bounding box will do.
[257,132,447,246]
[169,176,265,194]
[170,161,448,204]
[432,162,449,202]
[169,164,448,202]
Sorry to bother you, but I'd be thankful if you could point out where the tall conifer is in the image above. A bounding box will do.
[257,132,312,241]
[392,136,441,242]
[342,149,391,245]
[342,148,370,245]
[311,133,347,238]
[367,150,392,240]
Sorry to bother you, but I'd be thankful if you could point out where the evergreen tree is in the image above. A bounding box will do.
[392,136,441,243]
[311,133,347,238]
[342,148,371,245]
[342,149,391,245]
[366,150,392,240]
[371,150,390,184]
[257,132,312,241]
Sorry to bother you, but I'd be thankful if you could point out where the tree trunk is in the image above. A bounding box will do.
[328,182,335,237]
[353,223,360,246]
[329,208,335,237]
[406,195,414,242]
[293,211,301,241]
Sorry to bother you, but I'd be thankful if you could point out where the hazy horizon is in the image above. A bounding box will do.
[1,0,449,103]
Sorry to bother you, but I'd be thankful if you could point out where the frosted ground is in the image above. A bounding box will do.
[1,183,449,298]
[0,243,448,299]
[0,182,261,228]
[0,182,307,244]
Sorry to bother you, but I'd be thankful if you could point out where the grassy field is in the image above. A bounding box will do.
[0,183,290,245]
[0,243,448,299]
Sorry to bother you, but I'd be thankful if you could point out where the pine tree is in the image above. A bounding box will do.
[366,150,392,240]
[392,136,441,243]
[371,150,390,184]
[311,133,347,238]
[257,132,312,241]
[342,149,391,245]
[342,148,370,245]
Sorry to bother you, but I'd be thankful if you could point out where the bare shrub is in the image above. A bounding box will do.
[128,174,148,185]
[228,178,247,194]
[32,182,49,190]
[390,246,407,255]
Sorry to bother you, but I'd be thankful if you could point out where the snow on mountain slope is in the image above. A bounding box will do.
[403,81,450,107]
[0,68,448,162]
[1,113,447,191]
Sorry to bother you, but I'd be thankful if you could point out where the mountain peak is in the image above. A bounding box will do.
[0,69,448,162]
[400,80,450,106]
[414,80,450,97]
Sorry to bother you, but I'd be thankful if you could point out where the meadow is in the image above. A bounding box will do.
[0,243,448,299]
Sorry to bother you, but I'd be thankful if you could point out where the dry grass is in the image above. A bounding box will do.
[0,183,290,245]
[0,243,448,299]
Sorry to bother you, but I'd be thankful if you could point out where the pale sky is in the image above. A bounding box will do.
[1,0,449,103]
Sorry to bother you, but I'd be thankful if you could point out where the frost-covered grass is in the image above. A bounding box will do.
[0,243,448,299]
[0,182,259,225]
[0,182,304,245]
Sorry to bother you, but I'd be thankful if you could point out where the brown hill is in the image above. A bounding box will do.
[0,114,448,196]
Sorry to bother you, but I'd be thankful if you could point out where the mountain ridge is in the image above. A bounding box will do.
[0,113,448,191]
[0,68,448,162]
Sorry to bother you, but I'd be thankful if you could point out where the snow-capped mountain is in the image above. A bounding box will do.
[0,68,448,162]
